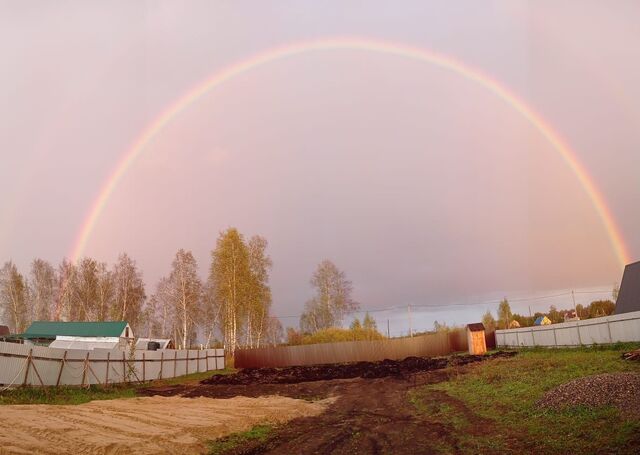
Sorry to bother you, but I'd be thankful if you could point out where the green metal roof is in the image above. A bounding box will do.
[24,321,129,338]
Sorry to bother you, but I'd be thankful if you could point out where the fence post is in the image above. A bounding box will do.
[186,350,189,375]
[56,350,67,387]
[30,357,45,387]
[576,322,583,346]
[531,328,535,347]
[607,318,613,343]
[515,330,520,347]
[81,352,89,387]
[206,350,209,371]
[106,352,110,385]
[22,349,32,386]
[552,326,558,347]
[159,351,164,380]
[123,351,127,383]
[173,351,177,378]
[142,352,146,382]
[197,350,200,373]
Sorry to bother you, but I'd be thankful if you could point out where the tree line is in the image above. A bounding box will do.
[482,296,617,330]
[0,227,365,352]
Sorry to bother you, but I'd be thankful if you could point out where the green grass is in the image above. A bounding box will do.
[207,424,273,455]
[410,344,640,454]
[0,368,235,406]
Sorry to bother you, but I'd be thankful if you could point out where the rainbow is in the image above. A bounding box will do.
[70,37,630,268]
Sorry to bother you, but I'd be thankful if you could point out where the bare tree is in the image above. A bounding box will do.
[264,317,284,346]
[111,253,146,330]
[146,277,175,339]
[0,261,28,333]
[95,262,115,321]
[28,259,57,321]
[55,259,75,321]
[164,250,202,348]
[300,260,358,333]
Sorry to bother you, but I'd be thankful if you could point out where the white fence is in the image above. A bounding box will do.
[496,310,640,348]
[0,341,225,387]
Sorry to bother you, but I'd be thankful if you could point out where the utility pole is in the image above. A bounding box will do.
[387,319,390,338]
[571,290,578,318]
[408,305,413,337]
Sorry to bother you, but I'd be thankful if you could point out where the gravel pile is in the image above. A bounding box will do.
[537,372,640,417]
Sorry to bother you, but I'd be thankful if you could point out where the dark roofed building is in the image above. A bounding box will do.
[0,325,10,338]
[615,261,640,314]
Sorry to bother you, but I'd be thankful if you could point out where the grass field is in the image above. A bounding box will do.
[410,343,640,454]
[207,424,274,455]
[0,368,235,405]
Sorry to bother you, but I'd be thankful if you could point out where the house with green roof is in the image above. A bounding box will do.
[12,321,133,347]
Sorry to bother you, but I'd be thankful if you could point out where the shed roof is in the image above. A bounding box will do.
[467,323,485,332]
[24,321,129,338]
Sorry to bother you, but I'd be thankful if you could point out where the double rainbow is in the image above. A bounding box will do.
[70,37,630,268]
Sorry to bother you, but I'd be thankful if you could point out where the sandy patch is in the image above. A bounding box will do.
[0,395,330,455]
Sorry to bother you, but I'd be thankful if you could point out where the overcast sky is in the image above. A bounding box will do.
[1,1,639,331]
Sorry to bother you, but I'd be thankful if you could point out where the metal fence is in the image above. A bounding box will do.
[234,329,476,368]
[0,341,225,387]
[496,310,640,348]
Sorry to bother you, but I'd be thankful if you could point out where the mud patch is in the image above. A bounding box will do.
[202,351,516,386]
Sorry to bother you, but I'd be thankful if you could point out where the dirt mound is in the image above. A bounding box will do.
[0,395,329,455]
[537,372,640,417]
[202,351,516,385]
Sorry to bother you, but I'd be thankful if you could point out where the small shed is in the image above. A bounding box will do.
[135,338,173,350]
[0,325,9,338]
[534,316,552,326]
[466,323,487,355]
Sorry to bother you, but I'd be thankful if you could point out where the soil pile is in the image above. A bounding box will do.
[202,351,516,385]
[537,372,640,417]
[0,395,328,455]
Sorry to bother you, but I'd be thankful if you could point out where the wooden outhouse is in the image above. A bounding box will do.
[466,323,487,355]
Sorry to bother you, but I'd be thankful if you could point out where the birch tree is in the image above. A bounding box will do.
[28,259,57,321]
[111,253,146,329]
[145,277,175,339]
[209,228,251,354]
[55,259,75,321]
[300,260,358,333]
[164,249,202,348]
[245,236,273,348]
[69,257,100,321]
[0,261,28,333]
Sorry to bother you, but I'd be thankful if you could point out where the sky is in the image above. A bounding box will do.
[1,1,639,334]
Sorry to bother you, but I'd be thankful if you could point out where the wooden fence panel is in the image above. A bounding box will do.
[234,330,472,368]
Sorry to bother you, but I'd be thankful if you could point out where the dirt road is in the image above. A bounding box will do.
[139,352,517,454]
[0,395,329,455]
